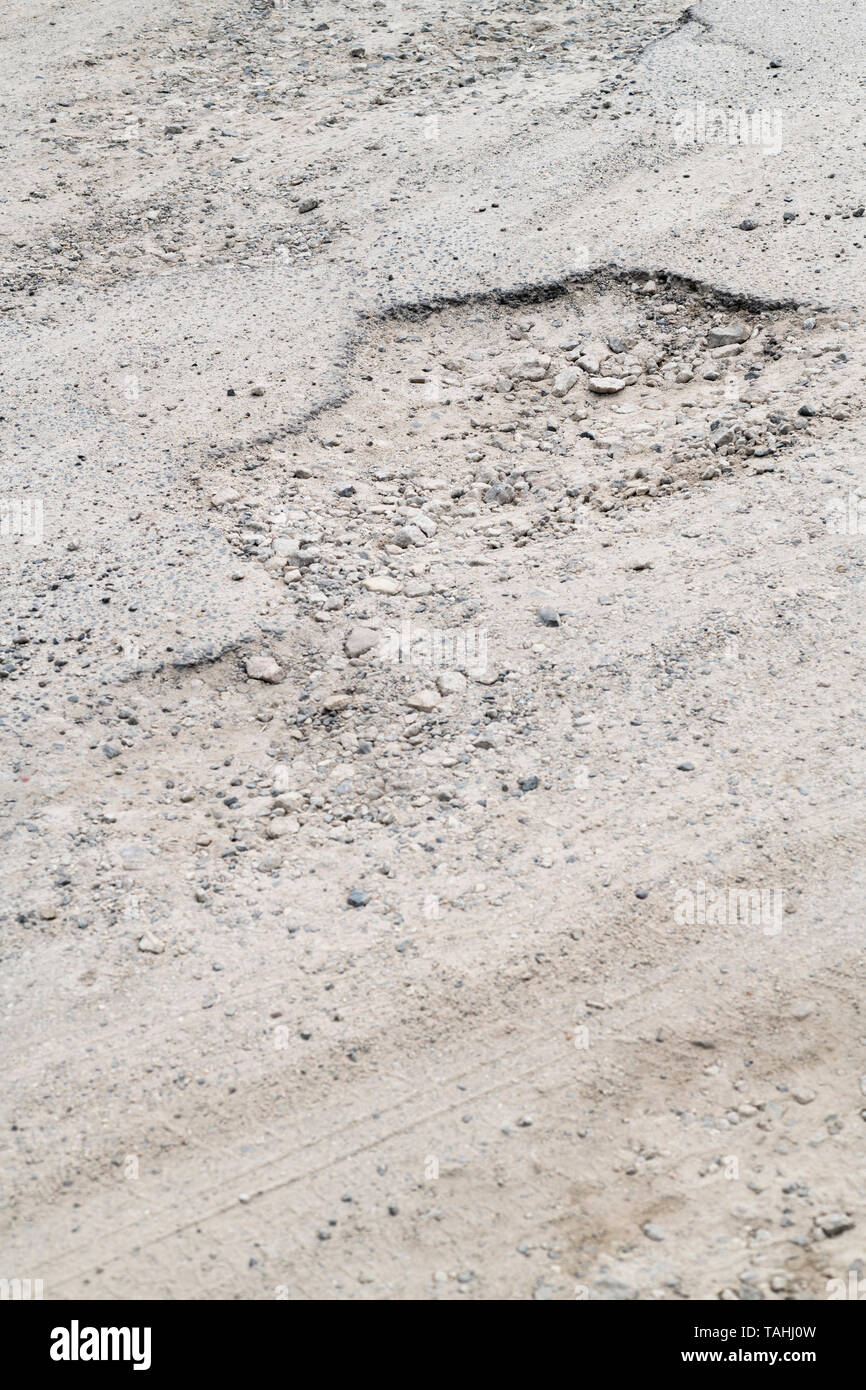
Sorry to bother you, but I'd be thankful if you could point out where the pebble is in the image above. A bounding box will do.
[245,654,282,683]
[406,689,441,712]
[553,367,581,398]
[436,671,466,696]
[363,575,402,595]
[816,1212,854,1237]
[138,932,166,954]
[790,1000,815,1020]
[707,323,751,348]
[474,725,505,750]
[344,626,381,660]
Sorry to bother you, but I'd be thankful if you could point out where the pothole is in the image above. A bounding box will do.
[204,272,859,570]
[182,273,864,842]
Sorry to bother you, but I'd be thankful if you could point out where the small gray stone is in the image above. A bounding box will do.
[552,367,581,398]
[707,323,751,348]
[406,689,440,712]
[344,626,381,660]
[588,375,626,394]
[363,574,402,595]
[436,670,466,696]
[138,932,165,954]
[816,1212,854,1238]
[245,654,282,683]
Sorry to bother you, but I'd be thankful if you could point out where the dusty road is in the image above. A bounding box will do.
[1,0,865,1300]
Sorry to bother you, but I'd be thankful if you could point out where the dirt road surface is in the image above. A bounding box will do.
[1,0,865,1300]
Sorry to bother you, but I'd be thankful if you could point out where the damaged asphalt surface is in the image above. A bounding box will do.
[1,0,865,1299]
